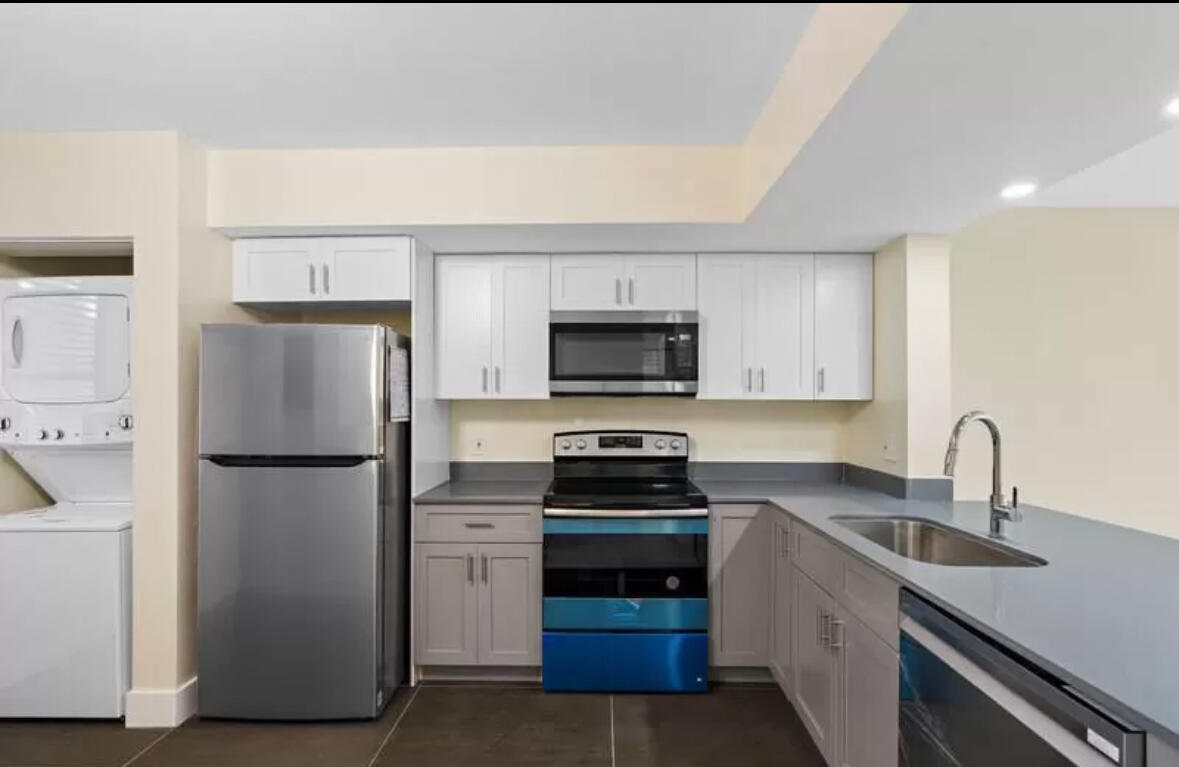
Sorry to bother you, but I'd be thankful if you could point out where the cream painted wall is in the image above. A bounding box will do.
[209,145,742,229]
[844,235,952,477]
[451,399,852,462]
[952,209,1179,539]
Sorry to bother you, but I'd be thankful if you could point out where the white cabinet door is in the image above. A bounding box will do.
[755,255,814,399]
[436,257,495,399]
[477,543,541,666]
[836,606,898,767]
[697,256,756,397]
[626,254,697,310]
[493,257,550,399]
[793,568,837,764]
[709,505,770,667]
[233,238,319,302]
[550,255,626,310]
[815,254,873,400]
[321,237,412,302]
[769,514,793,696]
[416,543,478,666]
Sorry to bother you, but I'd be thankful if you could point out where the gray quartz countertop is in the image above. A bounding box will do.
[414,479,550,505]
[415,477,1179,743]
[759,484,1179,746]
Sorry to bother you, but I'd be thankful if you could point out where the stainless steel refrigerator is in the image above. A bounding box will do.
[197,323,409,720]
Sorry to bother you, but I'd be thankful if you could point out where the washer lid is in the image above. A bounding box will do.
[0,503,132,532]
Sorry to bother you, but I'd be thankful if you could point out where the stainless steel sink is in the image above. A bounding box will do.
[830,516,1047,567]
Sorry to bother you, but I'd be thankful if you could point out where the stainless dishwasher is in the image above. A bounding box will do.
[899,591,1144,766]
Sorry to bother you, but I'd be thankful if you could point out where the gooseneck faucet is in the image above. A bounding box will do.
[943,411,1020,538]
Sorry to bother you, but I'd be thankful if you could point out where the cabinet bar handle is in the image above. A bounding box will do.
[746,367,753,392]
[829,618,845,650]
[464,522,494,529]
[820,610,831,647]
[615,278,622,305]
[481,366,488,393]
[495,366,501,393]
[481,554,488,584]
[818,367,825,394]
[780,528,789,556]
[466,553,474,584]
[308,263,316,295]
[759,367,766,393]
[322,264,330,294]
[628,277,635,305]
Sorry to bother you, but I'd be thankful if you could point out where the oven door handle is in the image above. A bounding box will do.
[543,507,708,518]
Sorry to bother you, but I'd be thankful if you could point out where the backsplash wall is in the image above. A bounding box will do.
[450,398,853,462]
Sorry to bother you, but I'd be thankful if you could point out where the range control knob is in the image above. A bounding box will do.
[0,417,10,432]
[54,429,65,440]
[560,439,571,450]
[118,415,133,430]
[37,428,49,441]
[654,439,666,450]
[575,438,587,450]
[670,439,682,451]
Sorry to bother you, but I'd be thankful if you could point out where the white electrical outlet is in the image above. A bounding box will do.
[472,436,486,456]
[884,434,898,463]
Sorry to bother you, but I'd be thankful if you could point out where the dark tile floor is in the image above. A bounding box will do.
[0,684,824,767]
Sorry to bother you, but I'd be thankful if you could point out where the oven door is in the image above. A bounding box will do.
[549,311,698,395]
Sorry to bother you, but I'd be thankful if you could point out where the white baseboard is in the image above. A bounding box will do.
[124,676,197,728]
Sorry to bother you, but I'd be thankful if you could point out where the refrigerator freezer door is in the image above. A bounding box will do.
[199,324,385,457]
[197,459,382,719]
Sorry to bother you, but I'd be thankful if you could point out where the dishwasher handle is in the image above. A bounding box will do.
[901,593,1144,767]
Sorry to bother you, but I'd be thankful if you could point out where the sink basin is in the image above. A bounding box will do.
[830,516,1047,567]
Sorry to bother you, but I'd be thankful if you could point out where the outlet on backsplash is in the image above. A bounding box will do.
[471,436,487,456]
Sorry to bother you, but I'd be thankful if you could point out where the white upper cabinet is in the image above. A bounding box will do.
[698,254,815,399]
[436,255,549,400]
[550,254,696,310]
[815,254,873,400]
[700,253,871,401]
[233,236,412,305]
[320,237,412,302]
[756,255,814,398]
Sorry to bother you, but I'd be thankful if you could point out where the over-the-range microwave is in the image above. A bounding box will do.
[548,311,698,395]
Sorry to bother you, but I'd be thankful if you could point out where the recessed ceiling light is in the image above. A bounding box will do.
[1000,182,1037,200]
[1165,98,1179,117]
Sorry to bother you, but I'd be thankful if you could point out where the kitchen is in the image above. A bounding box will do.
[2,4,1179,767]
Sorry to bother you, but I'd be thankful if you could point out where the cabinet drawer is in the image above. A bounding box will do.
[793,524,843,597]
[841,556,899,649]
[416,505,542,543]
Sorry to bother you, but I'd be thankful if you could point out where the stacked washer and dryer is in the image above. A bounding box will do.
[0,276,135,718]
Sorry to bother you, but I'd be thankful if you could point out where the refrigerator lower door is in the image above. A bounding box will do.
[198,459,382,719]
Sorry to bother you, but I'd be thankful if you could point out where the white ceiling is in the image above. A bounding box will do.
[0,3,814,147]
[370,3,1179,253]
[1036,125,1179,206]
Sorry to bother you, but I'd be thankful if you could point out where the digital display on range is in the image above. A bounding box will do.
[599,435,643,449]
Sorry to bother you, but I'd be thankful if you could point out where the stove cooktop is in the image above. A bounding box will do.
[543,477,707,510]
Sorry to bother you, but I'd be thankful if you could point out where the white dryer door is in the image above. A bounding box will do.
[2,293,130,404]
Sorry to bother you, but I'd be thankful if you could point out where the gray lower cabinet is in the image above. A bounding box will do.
[835,604,898,767]
[769,512,793,693]
[416,542,541,667]
[709,504,771,666]
[793,568,838,763]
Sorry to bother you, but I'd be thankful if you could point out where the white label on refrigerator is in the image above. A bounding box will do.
[1086,728,1120,763]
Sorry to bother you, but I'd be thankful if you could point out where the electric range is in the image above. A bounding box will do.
[541,430,709,693]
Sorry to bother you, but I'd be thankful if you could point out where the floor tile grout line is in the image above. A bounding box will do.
[365,684,422,767]
[120,727,174,767]
[609,694,616,767]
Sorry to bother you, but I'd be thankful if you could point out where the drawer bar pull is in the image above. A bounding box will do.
[464,522,495,529]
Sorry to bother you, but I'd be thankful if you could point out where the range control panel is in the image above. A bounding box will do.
[553,430,688,458]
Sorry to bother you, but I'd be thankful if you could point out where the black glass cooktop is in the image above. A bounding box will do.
[544,477,707,510]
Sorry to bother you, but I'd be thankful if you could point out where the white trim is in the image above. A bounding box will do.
[124,676,197,728]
